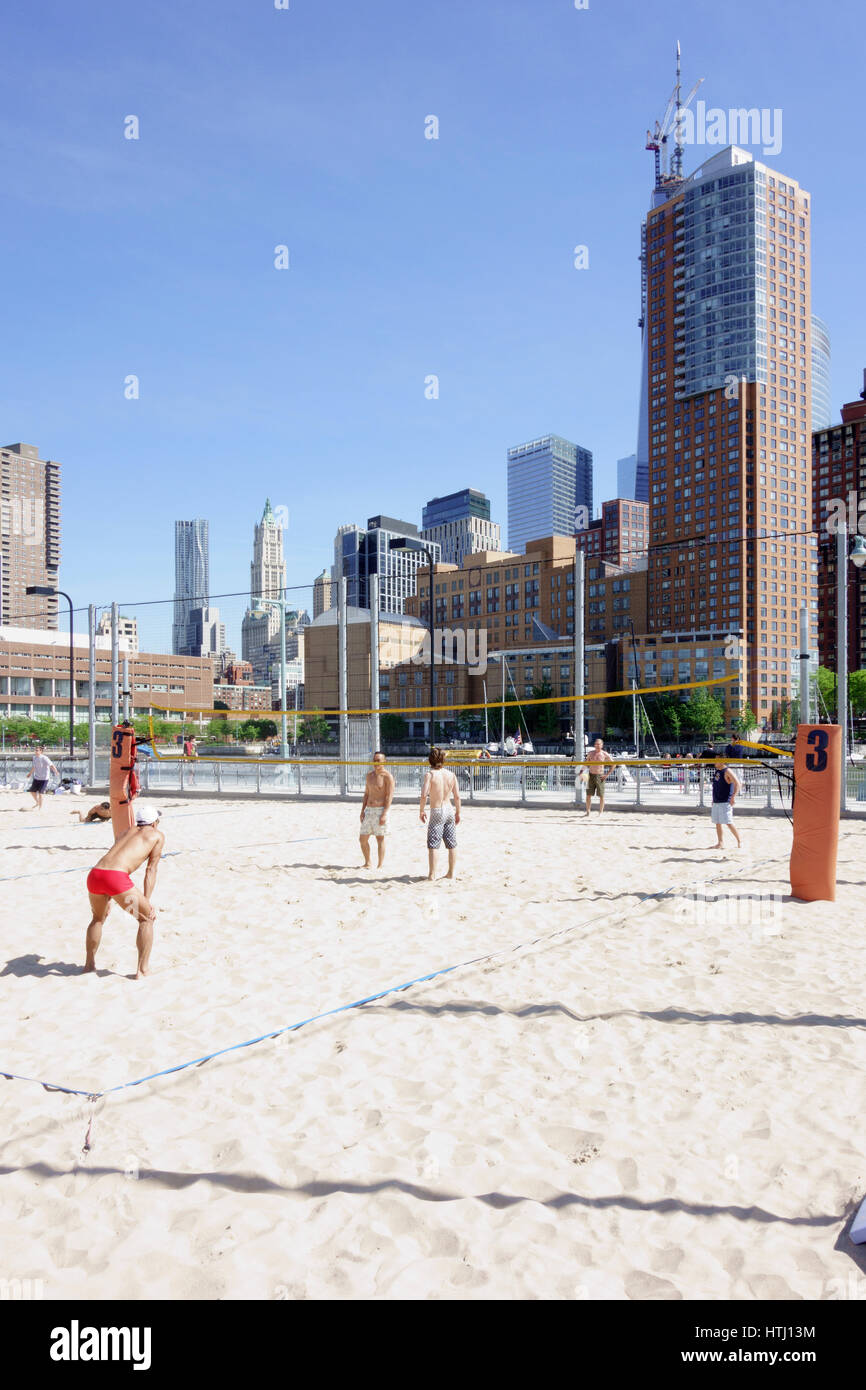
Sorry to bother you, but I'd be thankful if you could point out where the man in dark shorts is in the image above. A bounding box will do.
[84,806,163,978]
[24,744,58,810]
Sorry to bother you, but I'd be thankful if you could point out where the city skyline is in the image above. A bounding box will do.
[3,0,862,653]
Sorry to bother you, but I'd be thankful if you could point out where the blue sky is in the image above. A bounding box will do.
[3,0,863,654]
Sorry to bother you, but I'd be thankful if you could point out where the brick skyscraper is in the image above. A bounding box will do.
[0,442,61,630]
[641,145,818,728]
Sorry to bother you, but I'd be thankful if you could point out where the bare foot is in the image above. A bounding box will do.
[362,861,371,869]
[426,873,436,881]
[83,961,97,974]
[135,966,150,979]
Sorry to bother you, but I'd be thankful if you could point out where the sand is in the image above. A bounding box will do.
[1,791,865,1301]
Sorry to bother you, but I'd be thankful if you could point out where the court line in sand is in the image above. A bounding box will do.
[0,836,332,882]
[0,851,786,1104]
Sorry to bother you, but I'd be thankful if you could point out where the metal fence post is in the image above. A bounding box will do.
[635,764,641,806]
[216,761,222,795]
[698,765,705,808]
[765,766,773,810]
[179,761,185,793]
[256,761,262,795]
[468,764,475,802]
[521,763,527,803]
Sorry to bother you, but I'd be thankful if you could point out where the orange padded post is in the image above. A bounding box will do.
[789,724,840,902]
[109,722,138,841]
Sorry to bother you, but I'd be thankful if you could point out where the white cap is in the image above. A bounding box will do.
[135,805,162,825]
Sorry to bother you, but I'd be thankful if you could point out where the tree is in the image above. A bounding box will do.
[380,714,409,740]
[731,703,757,737]
[299,715,331,742]
[817,666,837,718]
[529,680,559,738]
[778,697,793,736]
[645,693,681,740]
[206,717,233,741]
[681,688,725,742]
[849,670,866,717]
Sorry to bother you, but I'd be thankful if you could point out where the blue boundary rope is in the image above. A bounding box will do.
[0,854,783,1101]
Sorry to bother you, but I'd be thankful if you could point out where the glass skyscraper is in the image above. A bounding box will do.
[506,435,593,554]
[810,313,832,431]
[420,488,500,566]
[173,519,210,655]
[333,516,441,614]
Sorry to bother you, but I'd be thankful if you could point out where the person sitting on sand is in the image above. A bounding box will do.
[419,747,460,881]
[359,751,395,868]
[83,805,163,978]
[71,800,112,824]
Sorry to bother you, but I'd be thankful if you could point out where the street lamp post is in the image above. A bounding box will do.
[836,522,866,813]
[253,595,289,759]
[27,585,75,760]
[389,538,436,742]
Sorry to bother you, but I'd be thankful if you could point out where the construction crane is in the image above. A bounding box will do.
[645,42,703,190]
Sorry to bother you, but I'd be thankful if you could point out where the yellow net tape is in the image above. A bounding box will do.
[141,674,766,764]
[146,673,735,721]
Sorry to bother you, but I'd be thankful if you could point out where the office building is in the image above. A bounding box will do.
[241,499,287,685]
[574,498,649,567]
[811,314,832,433]
[507,435,593,554]
[641,144,818,725]
[0,626,213,722]
[404,533,647,649]
[813,371,866,675]
[616,453,649,504]
[96,612,139,654]
[173,519,210,655]
[0,443,61,631]
[313,569,332,617]
[420,488,501,566]
[332,516,441,615]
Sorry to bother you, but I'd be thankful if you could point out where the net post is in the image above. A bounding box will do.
[369,573,380,755]
[338,577,348,798]
[110,602,119,726]
[87,604,96,789]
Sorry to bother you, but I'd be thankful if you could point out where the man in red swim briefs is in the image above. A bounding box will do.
[84,805,164,979]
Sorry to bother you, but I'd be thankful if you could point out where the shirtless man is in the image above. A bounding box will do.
[419,746,461,880]
[585,737,613,816]
[359,751,395,868]
[83,805,163,978]
[71,800,111,825]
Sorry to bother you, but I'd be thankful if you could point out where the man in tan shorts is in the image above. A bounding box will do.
[359,751,395,868]
[585,737,612,816]
[83,805,164,978]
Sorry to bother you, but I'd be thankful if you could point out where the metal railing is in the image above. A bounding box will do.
[3,755,865,813]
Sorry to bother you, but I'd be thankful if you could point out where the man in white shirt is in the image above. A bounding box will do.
[25,744,59,810]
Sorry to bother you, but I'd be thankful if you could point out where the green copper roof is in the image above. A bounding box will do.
[262,498,275,524]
